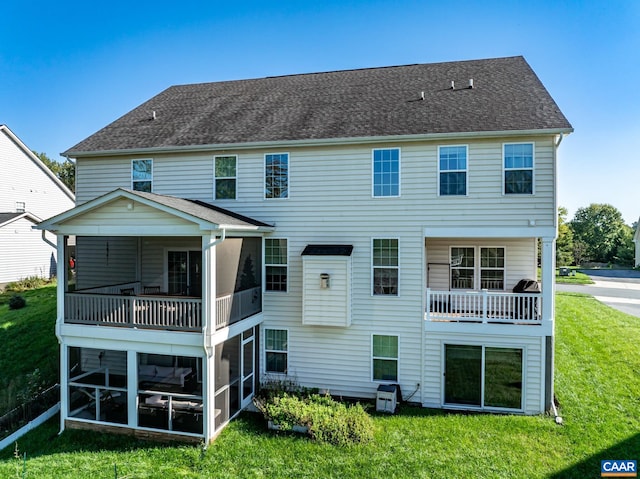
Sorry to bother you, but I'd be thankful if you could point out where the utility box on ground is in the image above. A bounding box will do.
[376,384,398,413]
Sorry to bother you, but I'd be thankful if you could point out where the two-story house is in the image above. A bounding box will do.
[0,125,75,287]
[37,56,572,443]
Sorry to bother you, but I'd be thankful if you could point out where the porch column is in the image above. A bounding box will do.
[56,235,66,337]
[540,236,556,322]
[202,232,217,443]
[541,236,556,411]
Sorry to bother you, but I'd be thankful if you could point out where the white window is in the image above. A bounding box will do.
[15,201,26,213]
[450,247,475,290]
[439,146,467,196]
[265,329,288,373]
[265,153,288,199]
[372,335,398,381]
[504,143,534,194]
[372,148,400,197]
[372,238,399,295]
[132,159,152,192]
[214,155,237,200]
[450,247,506,291]
[265,238,288,292]
[480,247,505,290]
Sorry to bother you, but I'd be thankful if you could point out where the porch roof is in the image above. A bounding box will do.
[36,188,274,234]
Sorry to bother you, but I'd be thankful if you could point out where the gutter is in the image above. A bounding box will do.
[65,128,575,159]
[202,229,226,357]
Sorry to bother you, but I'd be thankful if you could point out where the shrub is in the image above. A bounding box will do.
[8,295,26,310]
[255,392,374,446]
[5,276,50,293]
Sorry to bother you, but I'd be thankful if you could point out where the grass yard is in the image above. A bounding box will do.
[555,269,593,285]
[1,292,639,478]
[0,284,58,414]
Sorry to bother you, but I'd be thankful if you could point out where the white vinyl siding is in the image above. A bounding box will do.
[302,256,351,327]
[0,216,57,283]
[69,136,555,409]
[0,128,74,284]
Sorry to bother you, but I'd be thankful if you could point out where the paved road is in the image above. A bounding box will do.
[556,270,640,318]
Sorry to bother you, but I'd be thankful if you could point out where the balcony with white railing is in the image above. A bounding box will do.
[64,283,262,332]
[425,288,542,325]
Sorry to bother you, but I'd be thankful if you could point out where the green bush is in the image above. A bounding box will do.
[8,294,26,310]
[5,276,50,293]
[255,392,374,446]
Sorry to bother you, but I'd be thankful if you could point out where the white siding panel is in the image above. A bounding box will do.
[0,217,57,283]
[71,135,557,405]
[302,256,351,327]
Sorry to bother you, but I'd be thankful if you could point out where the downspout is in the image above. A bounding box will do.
[202,229,226,357]
[41,230,57,249]
[555,132,564,147]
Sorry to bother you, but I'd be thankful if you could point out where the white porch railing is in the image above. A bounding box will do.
[426,289,542,325]
[65,287,262,332]
[65,294,203,331]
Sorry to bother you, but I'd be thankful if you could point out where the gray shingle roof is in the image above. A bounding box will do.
[0,212,23,226]
[65,56,572,156]
[121,189,273,228]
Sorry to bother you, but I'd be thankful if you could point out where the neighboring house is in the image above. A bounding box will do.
[37,56,572,444]
[634,220,640,267]
[0,125,75,287]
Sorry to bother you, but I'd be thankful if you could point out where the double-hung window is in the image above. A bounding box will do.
[214,156,237,199]
[372,148,400,197]
[451,247,505,290]
[450,247,475,290]
[372,238,399,295]
[265,153,288,199]
[504,143,534,194]
[132,159,152,192]
[265,329,288,373]
[480,247,505,290]
[439,146,467,196]
[265,238,288,292]
[372,335,398,381]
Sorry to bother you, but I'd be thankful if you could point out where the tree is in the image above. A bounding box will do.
[34,151,75,193]
[570,203,628,264]
[556,207,574,265]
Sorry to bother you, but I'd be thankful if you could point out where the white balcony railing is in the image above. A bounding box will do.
[64,286,262,332]
[426,289,542,325]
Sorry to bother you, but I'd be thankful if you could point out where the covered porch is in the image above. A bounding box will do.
[424,227,556,329]
[37,189,274,335]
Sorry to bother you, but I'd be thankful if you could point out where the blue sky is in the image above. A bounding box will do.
[2,0,639,223]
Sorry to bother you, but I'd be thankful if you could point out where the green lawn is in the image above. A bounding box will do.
[0,284,58,414]
[1,292,639,478]
[555,269,593,285]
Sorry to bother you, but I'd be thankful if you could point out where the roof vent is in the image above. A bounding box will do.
[151,111,157,120]
[420,91,425,100]
[468,79,474,89]
[450,80,455,90]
